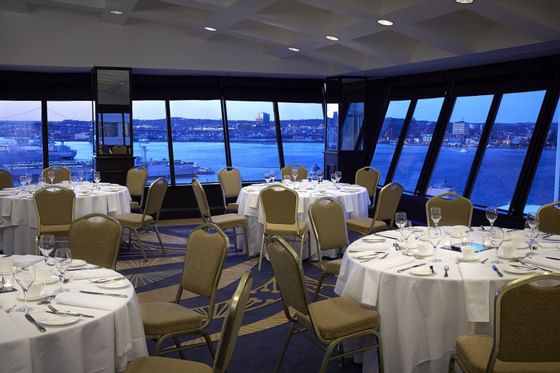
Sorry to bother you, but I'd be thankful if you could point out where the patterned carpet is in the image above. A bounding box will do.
[116,224,368,372]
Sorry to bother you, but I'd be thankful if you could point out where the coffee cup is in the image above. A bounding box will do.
[462,245,476,261]
[502,244,516,258]
[417,243,432,257]
[36,265,53,282]
[0,257,13,273]
[27,282,45,298]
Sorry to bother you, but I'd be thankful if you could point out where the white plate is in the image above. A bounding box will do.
[457,255,479,263]
[503,265,537,275]
[410,266,434,276]
[16,292,50,301]
[31,310,79,326]
[97,279,129,289]
[69,259,87,268]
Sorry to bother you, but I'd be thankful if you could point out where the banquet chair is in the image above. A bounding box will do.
[449,273,560,373]
[280,164,308,181]
[258,184,308,271]
[217,167,242,213]
[347,182,403,236]
[0,169,13,188]
[191,178,247,253]
[42,166,71,183]
[127,270,252,373]
[115,177,167,261]
[139,223,229,357]
[110,145,129,154]
[69,213,122,270]
[536,201,560,234]
[267,236,384,373]
[426,192,473,227]
[355,166,380,205]
[126,167,148,212]
[33,185,75,238]
[308,197,348,300]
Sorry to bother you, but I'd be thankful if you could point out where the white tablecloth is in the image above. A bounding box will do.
[335,227,560,373]
[0,257,147,373]
[0,184,131,255]
[236,182,370,258]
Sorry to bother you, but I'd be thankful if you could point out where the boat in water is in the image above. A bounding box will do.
[0,138,77,164]
[140,159,214,178]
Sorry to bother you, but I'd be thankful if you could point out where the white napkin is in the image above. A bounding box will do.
[55,291,120,310]
[13,255,44,267]
[361,254,415,306]
[106,193,119,214]
[458,263,493,322]
[524,255,560,271]
[1,199,11,217]
[248,194,259,209]
[70,268,120,280]
[349,239,389,252]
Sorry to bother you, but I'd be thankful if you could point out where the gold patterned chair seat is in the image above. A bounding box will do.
[265,221,308,236]
[39,223,71,235]
[318,259,341,274]
[346,217,387,235]
[117,213,154,228]
[210,213,246,230]
[141,302,204,336]
[126,357,212,373]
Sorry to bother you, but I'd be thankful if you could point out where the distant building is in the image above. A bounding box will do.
[452,121,467,137]
[256,112,270,123]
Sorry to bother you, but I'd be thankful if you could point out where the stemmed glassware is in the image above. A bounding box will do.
[269,170,276,183]
[334,170,342,184]
[489,227,505,263]
[14,264,36,313]
[317,170,323,183]
[54,247,72,293]
[264,172,271,184]
[38,234,55,265]
[429,207,442,228]
[93,170,101,189]
[526,213,538,257]
[291,167,298,182]
[485,206,498,232]
[395,211,408,242]
[47,170,56,184]
[429,226,442,262]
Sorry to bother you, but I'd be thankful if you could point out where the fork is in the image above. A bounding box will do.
[48,305,94,318]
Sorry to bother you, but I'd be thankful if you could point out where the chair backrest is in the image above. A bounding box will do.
[218,167,241,204]
[142,177,168,220]
[425,192,473,227]
[281,164,308,181]
[42,166,71,183]
[266,236,310,320]
[373,182,403,226]
[259,185,298,226]
[308,197,348,252]
[110,145,129,155]
[213,270,253,373]
[126,167,148,202]
[536,201,560,234]
[487,273,560,371]
[33,186,75,226]
[178,223,228,332]
[0,169,13,188]
[355,166,380,201]
[69,213,122,269]
[192,178,212,222]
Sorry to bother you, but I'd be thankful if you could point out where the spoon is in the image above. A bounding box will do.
[444,265,449,278]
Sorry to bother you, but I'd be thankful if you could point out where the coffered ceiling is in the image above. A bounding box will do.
[1,0,560,77]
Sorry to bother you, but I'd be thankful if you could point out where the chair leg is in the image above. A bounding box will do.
[299,234,305,263]
[258,232,266,271]
[173,337,187,360]
[319,341,337,373]
[274,323,296,373]
[242,225,248,255]
[202,330,216,358]
[153,224,166,254]
[313,273,326,301]
[377,334,385,373]
[131,228,147,262]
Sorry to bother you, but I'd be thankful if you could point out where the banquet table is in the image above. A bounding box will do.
[236,181,370,259]
[0,183,131,255]
[0,255,147,373]
[334,226,560,373]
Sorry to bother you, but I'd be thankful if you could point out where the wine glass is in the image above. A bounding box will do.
[429,227,442,262]
[264,172,271,184]
[38,234,55,264]
[429,207,442,228]
[489,227,505,263]
[14,264,36,313]
[291,167,298,182]
[395,211,408,242]
[526,213,538,257]
[19,175,26,188]
[334,170,342,184]
[47,170,56,184]
[317,170,323,183]
[269,170,276,183]
[485,206,498,232]
[93,170,101,189]
[54,247,72,293]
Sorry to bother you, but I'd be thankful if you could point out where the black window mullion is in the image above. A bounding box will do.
[463,94,502,200]
[42,99,48,167]
[510,74,560,215]
[385,98,417,185]
[221,95,232,167]
[164,100,176,186]
[273,101,285,168]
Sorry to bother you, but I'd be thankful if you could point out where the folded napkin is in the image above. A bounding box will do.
[349,239,390,252]
[106,193,119,214]
[524,255,560,271]
[70,268,120,280]
[459,263,496,322]
[55,291,120,311]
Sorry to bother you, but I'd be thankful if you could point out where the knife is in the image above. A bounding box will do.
[545,256,560,261]
[25,313,47,332]
[93,276,125,284]
[397,263,426,273]
[46,310,94,318]
[375,232,398,240]
[67,266,101,272]
[80,290,127,298]
[492,264,504,277]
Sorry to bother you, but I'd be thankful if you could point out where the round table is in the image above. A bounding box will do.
[335,227,560,373]
[236,181,370,259]
[0,255,147,373]
[0,183,131,255]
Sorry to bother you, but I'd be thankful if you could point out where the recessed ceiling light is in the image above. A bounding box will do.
[377,19,394,26]
[456,0,474,3]
[204,26,217,32]
[325,35,339,41]
[288,47,300,52]
[108,10,124,15]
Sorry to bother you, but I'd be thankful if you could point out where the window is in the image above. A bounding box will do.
[427,95,494,195]
[226,100,279,181]
[525,98,559,213]
[278,102,324,174]
[371,100,411,185]
[0,101,43,183]
[471,90,546,209]
[132,101,171,182]
[340,102,364,150]
[47,101,94,179]
[169,100,226,184]
[392,97,444,192]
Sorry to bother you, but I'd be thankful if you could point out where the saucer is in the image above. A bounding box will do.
[97,279,129,289]
[69,259,87,268]
[498,254,523,261]
[457,255,479,263]
[31,310,79,326]
[503,265,537,275]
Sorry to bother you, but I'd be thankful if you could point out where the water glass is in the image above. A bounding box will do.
[489,227,504,263]
[269,170,276,183]
[93,170,101,189]
[47,170,56,184]
[429,207,442,228]
[264,172,271,184]
[395,211,408,241]
[14,264,36,312]
[317,170,323,183]
[291,167,298,182]
[485,206,498,231]
[54,247,72,293]
[526,213,538,256]
[38,234,55,264]
[429,227,442,262]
